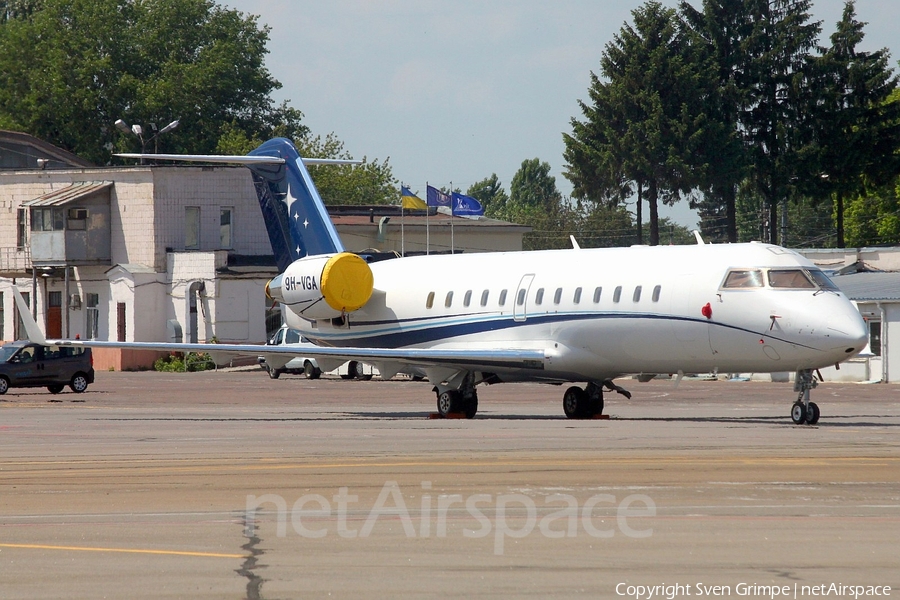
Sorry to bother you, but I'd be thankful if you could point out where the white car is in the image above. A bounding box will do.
[258,325,374,380]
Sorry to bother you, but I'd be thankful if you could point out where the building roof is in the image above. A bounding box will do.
[833,272,900,301]
[0,130,95,169]
[22,180,113,207]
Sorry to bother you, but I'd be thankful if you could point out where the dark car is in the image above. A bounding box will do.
[0,341,95,395]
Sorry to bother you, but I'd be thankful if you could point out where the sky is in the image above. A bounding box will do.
[221,0,900,228]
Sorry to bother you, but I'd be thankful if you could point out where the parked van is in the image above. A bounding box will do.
[0,341,95,395]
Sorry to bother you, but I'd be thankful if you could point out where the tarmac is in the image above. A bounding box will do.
[1,369,899,599]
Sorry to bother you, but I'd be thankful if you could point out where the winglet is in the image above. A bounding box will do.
[569,235,581,250]
[11,287,46,345]
[692,230,705,245]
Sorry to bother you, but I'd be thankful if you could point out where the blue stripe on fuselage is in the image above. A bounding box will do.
[304,311,819,351]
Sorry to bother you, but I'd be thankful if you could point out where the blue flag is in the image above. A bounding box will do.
[426,185,451,208]
[451,192,484,216]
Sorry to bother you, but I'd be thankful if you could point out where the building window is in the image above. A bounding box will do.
[86,293,99,340]
[31,207,64,231]
[220,207,233,249]
[869,321,882,357]
[185,206,200,250]
[17,209,28,248]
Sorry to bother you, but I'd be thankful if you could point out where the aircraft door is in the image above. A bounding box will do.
[513,274,535,322]
[669,276,716,360]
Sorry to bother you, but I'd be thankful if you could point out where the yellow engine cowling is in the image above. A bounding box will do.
[265,253,374,320]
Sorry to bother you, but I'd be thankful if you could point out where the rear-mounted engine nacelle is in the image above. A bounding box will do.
[266,252,374,320]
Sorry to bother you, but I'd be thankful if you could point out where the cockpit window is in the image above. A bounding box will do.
[807,269,840,291]
[768,269,816,289]
[723,269,764,288]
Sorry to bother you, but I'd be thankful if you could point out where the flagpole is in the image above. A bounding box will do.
[450,181,455,254]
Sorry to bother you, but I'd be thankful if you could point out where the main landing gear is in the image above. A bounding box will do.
[562,380,631,419]
[791,369,821,425]
[435,373,478,419]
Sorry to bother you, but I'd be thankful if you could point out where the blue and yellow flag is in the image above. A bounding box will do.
[400,186,427,210]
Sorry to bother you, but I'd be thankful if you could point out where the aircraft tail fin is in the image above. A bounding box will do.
[11,287,47,345]
[247,138,347,271]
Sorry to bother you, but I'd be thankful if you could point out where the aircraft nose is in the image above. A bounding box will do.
[827,305,869,355]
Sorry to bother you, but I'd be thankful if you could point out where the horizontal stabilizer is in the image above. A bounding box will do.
[114,153,361,166]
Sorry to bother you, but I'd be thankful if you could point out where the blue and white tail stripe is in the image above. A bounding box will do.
[248,138,344,271]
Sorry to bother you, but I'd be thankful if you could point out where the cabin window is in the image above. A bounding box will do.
[652,285,661,302]
[463,290,472,307]
[426,291,435,309]
[593,287,602,303]
[516,289,526,306]
[480,290,489,306]
[499,289,508,306]
[768,269,815,289]
[535,288,544,305]
[554,288,563,305]
[573,287,582,304]
[613,286,622,303]
[445,291,454,307]
[723,269,764,289]
[633,286,642,302]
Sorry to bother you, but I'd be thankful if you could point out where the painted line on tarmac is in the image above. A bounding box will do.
[0,542,242,559]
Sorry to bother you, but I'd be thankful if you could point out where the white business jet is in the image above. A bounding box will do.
[19,138,868,424]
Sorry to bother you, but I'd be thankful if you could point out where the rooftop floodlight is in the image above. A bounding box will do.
[159,119,180,135]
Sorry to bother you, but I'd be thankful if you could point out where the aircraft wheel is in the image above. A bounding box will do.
[806,402,820,425]
[437,390,461,417]
[267,366,281,379]
[588,395,604,417]
[791,402,807,425]
[303,360,321,380]
[563,386,587,419]
[463,394,478,419]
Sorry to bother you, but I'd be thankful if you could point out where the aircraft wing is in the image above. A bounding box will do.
[45,339,547,372]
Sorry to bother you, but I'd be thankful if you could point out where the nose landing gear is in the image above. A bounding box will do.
[791,369,821,425]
